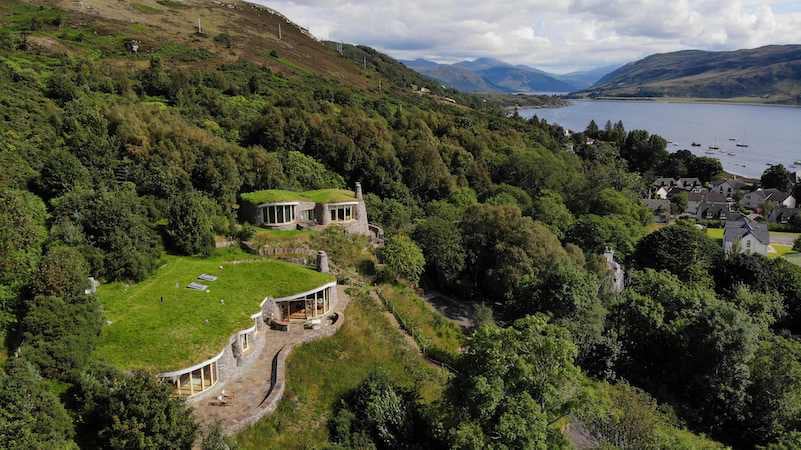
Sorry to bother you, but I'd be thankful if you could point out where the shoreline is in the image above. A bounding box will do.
[560,96,801,109]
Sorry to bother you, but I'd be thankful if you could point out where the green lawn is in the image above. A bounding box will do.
[241,188,356,206]
[95,249,334,373]
[706,227,724,242]
[254,228,315,241]
[235,289,449,449]
[784,254,801,267]
[770,244,797,258]
[379,283,463,358]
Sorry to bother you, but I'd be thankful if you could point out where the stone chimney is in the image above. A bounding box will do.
[355,182,363,201]
[603,247,614,264]
[317,251,330,273]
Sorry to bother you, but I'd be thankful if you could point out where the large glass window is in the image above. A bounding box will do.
[301,288,331,319]
[329,205,354,222]
[263,204,295,225]
[172,360,219,397]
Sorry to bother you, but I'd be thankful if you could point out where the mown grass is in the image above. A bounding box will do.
[235,289,449,449]
[95,249,334,372]
[379,283,463,359]
[705,227,724,242]
[770,244,797,258]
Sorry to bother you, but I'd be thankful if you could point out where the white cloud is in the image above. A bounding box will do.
[248,0,801,72]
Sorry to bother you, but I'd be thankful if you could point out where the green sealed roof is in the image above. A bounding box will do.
[95,250,334,372]
[240,188,356,205]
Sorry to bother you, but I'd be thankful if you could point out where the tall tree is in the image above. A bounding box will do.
[761,164,794,192]
[446,315,578,449]
[74,366,198,449]
[166,191,216,256]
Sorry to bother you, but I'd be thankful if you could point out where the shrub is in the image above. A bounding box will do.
[0,358,75,449]
[381,235,424,286]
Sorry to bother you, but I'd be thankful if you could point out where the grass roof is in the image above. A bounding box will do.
[95,249,334,373]
[240,188,356,206]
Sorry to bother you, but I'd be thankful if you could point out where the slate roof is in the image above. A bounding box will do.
[697,203,730,219]
[768,208,801,223]
[724,216,770,245]
[713,179,749,191]
[643,199,671,212]
[763,189,792,204]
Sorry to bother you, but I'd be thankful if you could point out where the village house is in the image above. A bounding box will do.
[654,186,671,200]
[686,191,728,215]
[697,203,731,221]
[604,247,625,293]
[768,208,801,224]
[653,177,677,188]
[676,177,702,190]
[740,189,796,211]
[711,179,749,197]
[723,216,770,256]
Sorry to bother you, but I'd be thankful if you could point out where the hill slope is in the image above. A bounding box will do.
[42,0,373,87]
[579,45,801,104]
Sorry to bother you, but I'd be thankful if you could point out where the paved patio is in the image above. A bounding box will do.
[192,285,350,434]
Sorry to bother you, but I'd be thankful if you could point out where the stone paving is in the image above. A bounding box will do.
[192,285,351,434]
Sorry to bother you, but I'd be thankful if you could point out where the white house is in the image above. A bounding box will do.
[723,216,769,256]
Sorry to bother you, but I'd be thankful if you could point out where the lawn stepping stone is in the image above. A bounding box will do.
[187,282,209,291]
[198,274,218,282]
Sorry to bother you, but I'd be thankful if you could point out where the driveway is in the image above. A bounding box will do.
[422,290,475,331]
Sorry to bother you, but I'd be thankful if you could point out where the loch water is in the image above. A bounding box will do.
[520,100,801,178]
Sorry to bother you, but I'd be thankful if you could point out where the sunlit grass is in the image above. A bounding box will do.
[235,289,449,449]
[95,249,333,372]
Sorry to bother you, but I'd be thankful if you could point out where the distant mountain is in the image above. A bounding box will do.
[555,65,621,89]
[401,57,615,93]
[577,45,801,104]
[477,66,576,93]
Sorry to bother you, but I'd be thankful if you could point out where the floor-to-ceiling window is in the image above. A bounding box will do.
[263,204,295,225]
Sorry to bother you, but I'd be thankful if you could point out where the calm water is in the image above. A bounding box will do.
[520,100,801,178]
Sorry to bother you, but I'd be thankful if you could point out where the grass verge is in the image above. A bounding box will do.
[378,283,463,365]
[235,288,449,449]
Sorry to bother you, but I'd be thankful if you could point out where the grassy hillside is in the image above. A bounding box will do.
[577,45,801,104]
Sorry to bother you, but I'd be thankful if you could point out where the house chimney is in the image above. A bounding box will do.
[317,251,330,273]
[603,247,614,264]
[355,182,363,200]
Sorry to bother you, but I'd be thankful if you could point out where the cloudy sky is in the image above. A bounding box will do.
[251,0,801,73]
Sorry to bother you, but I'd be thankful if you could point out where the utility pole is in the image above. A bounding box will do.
[363,56,367,71]
[278,23,282,40]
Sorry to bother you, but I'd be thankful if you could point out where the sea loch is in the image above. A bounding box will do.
[520,100,801,178]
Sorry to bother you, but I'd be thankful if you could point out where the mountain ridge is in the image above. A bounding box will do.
[402,57,613,93]
[578,44,801,104]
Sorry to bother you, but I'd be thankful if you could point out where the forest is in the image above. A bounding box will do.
[1,2,800,450]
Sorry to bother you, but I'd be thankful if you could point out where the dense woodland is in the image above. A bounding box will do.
[1,3,801,450]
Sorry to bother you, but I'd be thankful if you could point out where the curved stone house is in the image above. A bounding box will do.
[158,280,338,398]
[240,183,369,236]
[94,254,337,400]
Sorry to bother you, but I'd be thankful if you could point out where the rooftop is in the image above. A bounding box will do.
[95,250,334,372]
[724,216,770,245]
[240,188,356,206]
